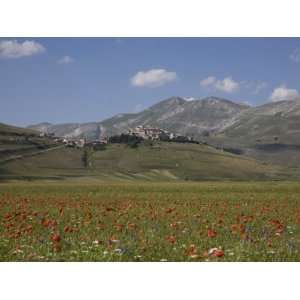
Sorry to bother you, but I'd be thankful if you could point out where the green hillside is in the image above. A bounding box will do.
[0,122,60,164]
[207,100,300,166]
[0,122,38,136]
[0,141,293,182]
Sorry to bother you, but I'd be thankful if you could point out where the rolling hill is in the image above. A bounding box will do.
[213,99,300,145]
[0,122,38,136]
[209,98,300,165]
[27,95,300,167]
[28,96,250,139]
[3,101,300,181]
[29,96,300,146]
[0,122,61,164]
[0,142,291,182]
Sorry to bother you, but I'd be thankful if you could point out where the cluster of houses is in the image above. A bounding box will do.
[40,131,108,149]
[128,125,176,140]
[127,125,194,142]
[63,137,108,148]
[39,125,195,148]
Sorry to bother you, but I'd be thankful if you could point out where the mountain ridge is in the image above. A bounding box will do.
[26,95,300,166]
[27,96,251,139]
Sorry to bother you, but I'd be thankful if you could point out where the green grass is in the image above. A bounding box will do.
[0,142,293,182]
[0,122,37,136]
[0,122,60,164]
[1,181,300,261]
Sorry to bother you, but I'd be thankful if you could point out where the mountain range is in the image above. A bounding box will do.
[28,96,300,166]
[28,96,251,138]
[28,95,300,142]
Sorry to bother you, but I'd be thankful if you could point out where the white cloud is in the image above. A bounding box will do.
[290,48,300,63]
[0,39,45,59]
[269,85,299,102]
[131,69,177,88]
[200,76,216,87]
[215,77,239,93]
[57,55,74,64]
[200,75,239,93]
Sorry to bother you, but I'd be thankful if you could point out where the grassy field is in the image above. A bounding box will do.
[1,181,300,261]
[0,122,59,165]
[1,142,294,181]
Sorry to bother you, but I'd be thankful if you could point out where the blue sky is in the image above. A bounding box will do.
[1,37,300,127]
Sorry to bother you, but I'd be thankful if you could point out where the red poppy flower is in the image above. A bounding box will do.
[166,208,175,214]
[207,229,217,238]
[208,247,225,258]
[64,226,73,233]
[240,224,246,234]
[275,225,284,235]
[170,222,178,229]
[128,223,137,230]
[166,235,177,244]
[109,235,120,244]
[187,244,198,258]
[213,249,224,257]
[231,224,238,234]
[51,233,61,243]
[115,224,124,232]
[4,213,12,220]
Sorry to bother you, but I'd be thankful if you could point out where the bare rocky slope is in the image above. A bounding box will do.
[28,96,250,139]
[27,96,300,166]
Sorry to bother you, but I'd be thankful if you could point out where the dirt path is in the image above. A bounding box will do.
[0,145,65,163]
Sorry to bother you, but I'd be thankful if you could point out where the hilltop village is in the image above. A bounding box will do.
[40,125,197,149]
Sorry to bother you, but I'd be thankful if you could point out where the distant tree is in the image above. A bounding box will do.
[173,135,189,143]
[82,148,93,168]
[108,134,143,147]
[159,132,170,142]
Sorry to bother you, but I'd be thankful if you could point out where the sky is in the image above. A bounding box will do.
[1,37,300,127]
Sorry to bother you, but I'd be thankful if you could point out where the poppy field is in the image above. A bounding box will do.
[1,181,300,261]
